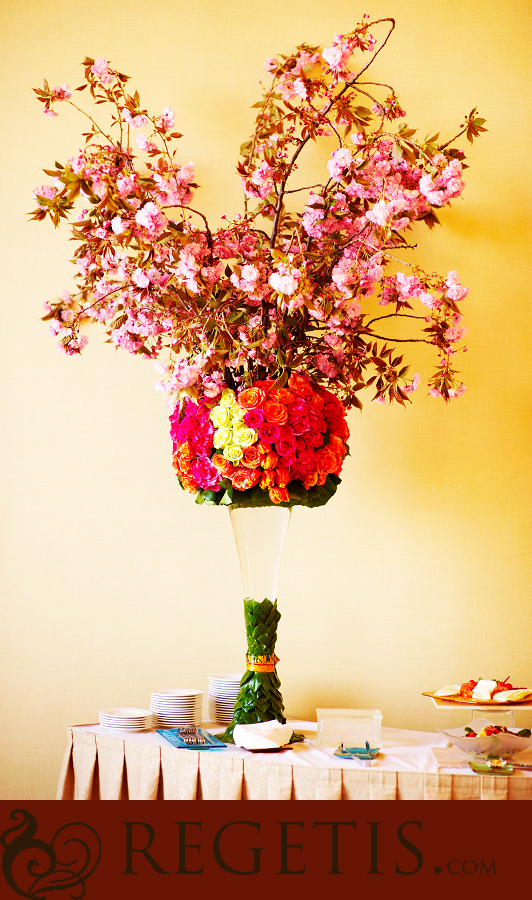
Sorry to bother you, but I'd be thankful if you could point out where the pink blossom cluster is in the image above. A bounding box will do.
[32,20,482,410]
[322,29,376,83]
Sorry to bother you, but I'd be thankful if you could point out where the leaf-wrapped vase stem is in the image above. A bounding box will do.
[217,597,285,743]
[217,505,290,743]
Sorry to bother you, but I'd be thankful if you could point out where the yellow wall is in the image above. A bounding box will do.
[1,0,531,798]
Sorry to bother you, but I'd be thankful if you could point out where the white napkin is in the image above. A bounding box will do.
[431,747,469,768]
[233,720,294,750]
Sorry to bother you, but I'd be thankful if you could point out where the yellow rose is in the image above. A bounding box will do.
[223,443,243,463]
[219,388,237,408]
[210,405,230,427]
[233,427,258,448]
[213,426,231,449]
[230,405,246,422]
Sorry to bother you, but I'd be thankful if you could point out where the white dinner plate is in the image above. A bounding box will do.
[100,719,152,726]
[151,704,201,710]
[155,716,201,725]
[209,691,238,700]
[101,725,153,732]
[209,673,244,682]
[151,690,203,698]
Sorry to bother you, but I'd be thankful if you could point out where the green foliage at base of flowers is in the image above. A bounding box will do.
[218,597,286,744]
[195,473,341,510]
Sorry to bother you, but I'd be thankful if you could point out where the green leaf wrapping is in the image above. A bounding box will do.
[196,473,341,509]
[217,597,285,743]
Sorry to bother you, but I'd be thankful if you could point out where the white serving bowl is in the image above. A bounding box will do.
[439,719,532,759]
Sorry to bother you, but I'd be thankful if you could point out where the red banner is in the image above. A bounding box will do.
[0,800,528,894]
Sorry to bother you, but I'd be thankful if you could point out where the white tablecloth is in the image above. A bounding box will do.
[57,720,532,800]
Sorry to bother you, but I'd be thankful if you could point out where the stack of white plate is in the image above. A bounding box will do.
[150,689,203,729]
[208,673,243,723]
[99,708,153,732]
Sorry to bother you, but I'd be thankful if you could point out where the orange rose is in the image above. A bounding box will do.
[231,467,261,491]
[274,466,291,488]
[316,446,339,475]
[329,435,347,457]
[269,485,290,504]
[242,446,262,468]
[260,450,279,470]
[174,440,194,467]
[179,473,199,493]
[253,379,275,392]
[268,388,294,405]
[211,453,234,477]
[317,472,327,485]
[288,373,315,399]
[237,387,267,410]
[174,442,194,474]
[256,440,271,454]
[302,471,318,490]
[260,470,276,489]
[263,400,288,425]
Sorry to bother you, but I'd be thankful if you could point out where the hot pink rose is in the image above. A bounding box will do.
[259,422,281,443]
[244,408,265,429]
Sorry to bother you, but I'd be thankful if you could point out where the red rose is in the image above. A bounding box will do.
[268,388,294,404]
[288,373,315,399]
[253,379,275,392]
[231,467,261,491]
[275,433,297,458]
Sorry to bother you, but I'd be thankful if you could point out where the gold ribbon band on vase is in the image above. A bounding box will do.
[246,653,280,672]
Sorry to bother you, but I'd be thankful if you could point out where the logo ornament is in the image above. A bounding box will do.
[1,809,101,898]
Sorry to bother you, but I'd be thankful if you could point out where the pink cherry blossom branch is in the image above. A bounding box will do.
[269,18,396,249]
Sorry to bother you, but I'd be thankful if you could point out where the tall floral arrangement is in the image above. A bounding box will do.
[31,17,485,737]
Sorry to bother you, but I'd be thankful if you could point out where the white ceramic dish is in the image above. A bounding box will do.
[439,718,532,758]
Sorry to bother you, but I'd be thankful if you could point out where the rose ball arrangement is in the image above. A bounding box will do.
[170,374,349,508]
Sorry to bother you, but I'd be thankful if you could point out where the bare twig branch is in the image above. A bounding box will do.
[365,312,427,327]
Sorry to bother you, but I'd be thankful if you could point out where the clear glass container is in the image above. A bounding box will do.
[229,505,291,601]
[316,708,383,749]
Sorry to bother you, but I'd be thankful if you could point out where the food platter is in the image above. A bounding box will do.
[422,691,532,706]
